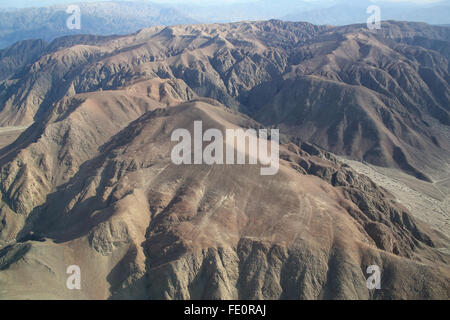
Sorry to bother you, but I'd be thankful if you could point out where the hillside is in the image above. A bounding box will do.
[1,20,448,179]
[0,20,449,299]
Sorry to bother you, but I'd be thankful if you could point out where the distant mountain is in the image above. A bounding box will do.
[283,1,450,26]
[174,0,334,23]
[175,0,450,25]
[2,0,449,49]
[0,1,196,49]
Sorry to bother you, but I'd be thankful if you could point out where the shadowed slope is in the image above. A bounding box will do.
[0,101,448,299]
[0,21,448,179]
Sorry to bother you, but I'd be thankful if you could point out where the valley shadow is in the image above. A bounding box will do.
[14,109,154,244]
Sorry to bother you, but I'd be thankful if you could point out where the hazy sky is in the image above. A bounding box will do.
[0,0,446,8]
[0,0,254,7]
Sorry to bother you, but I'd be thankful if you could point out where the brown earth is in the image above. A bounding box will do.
[0,20,448,179]
[0,20,449,300]
[0,99,449,299]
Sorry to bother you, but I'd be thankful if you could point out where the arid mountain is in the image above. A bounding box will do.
[243,22,450,181]
[0,2,196,49]
[0,97,449,299]
[283,1,450,26]
[0,20,449,299]
[1,20,448,179]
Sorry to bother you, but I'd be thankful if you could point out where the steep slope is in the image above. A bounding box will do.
[0,100,448,299]
[0,39,48,81]
[0,78,195,243]
[0,20,325,126]
[242,22,450,180]
[0,20,448,180]
[0,20,449,300]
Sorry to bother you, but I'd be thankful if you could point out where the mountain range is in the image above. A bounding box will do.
[1,0,449,49]
[0,19,449,299]
[0,1,196,49]
[1,20,448,179]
